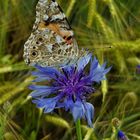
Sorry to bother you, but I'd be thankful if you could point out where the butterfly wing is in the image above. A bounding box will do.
[24,0,79,66]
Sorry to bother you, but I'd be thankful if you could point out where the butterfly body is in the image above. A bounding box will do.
[24,0,80,67]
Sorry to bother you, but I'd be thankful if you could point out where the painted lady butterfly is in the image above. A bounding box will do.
[24,0,86,67]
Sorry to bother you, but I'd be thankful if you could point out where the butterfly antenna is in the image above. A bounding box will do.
[88,45,113,53]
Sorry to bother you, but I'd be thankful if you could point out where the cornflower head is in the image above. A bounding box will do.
[118,131,128,140]
[29,54,111,127]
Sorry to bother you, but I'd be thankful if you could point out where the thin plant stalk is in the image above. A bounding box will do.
[75,119,82,140]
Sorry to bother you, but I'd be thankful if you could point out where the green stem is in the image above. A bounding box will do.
[75,119,82,140]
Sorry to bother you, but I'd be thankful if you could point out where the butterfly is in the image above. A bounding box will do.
[23,0,86,67]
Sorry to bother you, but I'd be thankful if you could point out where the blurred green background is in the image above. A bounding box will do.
[0,0,140,139]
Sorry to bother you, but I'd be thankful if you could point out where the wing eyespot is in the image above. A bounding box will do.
[30,50,38,58]
[33,46,36,49]
[38,37,43,41]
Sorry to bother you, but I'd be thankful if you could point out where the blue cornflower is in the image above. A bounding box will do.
[118,130,128,140]
[29,54,111,127]
[136,65,140,74]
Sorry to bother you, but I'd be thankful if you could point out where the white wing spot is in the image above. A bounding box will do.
[43,15,49,20]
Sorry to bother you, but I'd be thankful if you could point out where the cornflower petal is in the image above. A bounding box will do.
[29,85,59,98]
[90,57,98,73]
[35,65,61,79]
[29,85,54,90]
[62,65,75,78]
[63,97,74,111]
[30,89,53,98]
[32,98,57,113]
[101,61,107,69]
[44,101,56,113]
[32,77,50,82]
[32,70,51,76]
[77,53,92,71]
[71,101,85,121]
[103,66,112,75]
[84,102,94,127]
[32,71,49,77]
[89,57,111,82]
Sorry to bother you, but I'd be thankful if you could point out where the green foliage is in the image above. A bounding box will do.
[0,0,140,139]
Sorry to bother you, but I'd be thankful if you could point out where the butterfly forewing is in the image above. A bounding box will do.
[24,0,79,66]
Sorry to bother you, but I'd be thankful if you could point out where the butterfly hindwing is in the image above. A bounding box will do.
[24,0,79,66]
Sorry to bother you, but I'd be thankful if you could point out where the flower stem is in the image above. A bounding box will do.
[75,119,82,140]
